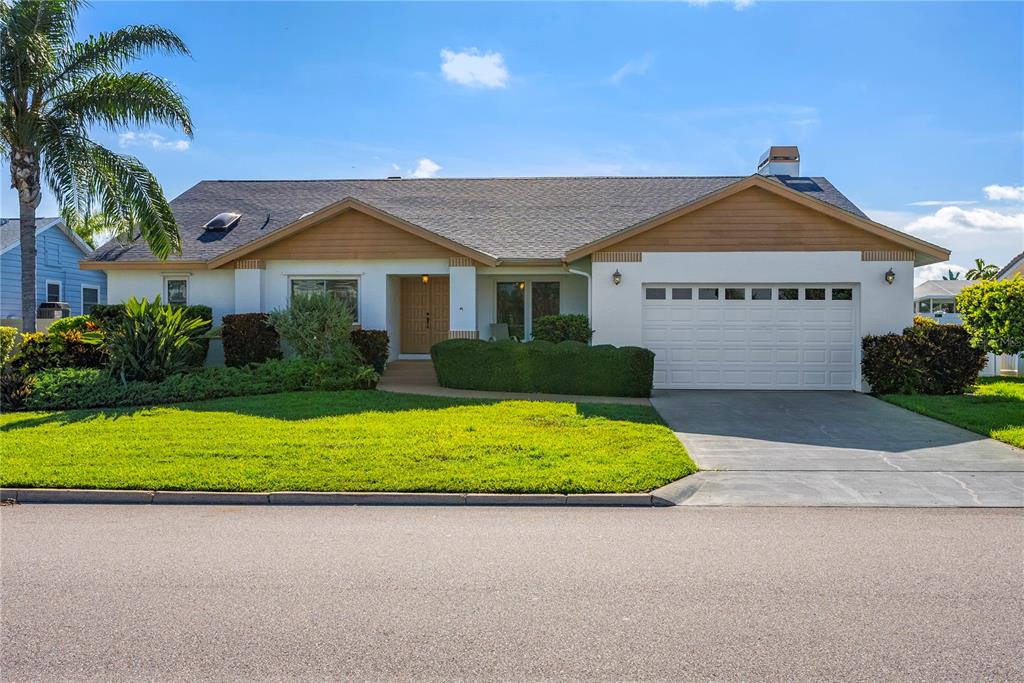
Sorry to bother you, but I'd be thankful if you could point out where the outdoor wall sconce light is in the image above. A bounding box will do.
[518,281,525,290]
[612,270,622,285]
[421,274,430,284]
[884,268,895,285]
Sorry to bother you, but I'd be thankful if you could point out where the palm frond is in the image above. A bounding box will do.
[49,71,193,135]
[47,24,190,92]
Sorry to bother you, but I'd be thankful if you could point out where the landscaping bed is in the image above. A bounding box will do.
[0,391,696,494]
[880,377,1024,449]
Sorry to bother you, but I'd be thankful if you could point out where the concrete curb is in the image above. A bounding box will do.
[0,488,672,507]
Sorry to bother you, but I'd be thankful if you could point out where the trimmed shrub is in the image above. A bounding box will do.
[222,313,282,367]
[956,277,1024,355]
[22,359,378,411]
[0,326,17,366]
[352,329,390,372]
[269,292,357,364]
[102,297,210,383]
[531,314,594,344]
[431,339,655,397]
[912,315,938,328]
[862,324,987,395]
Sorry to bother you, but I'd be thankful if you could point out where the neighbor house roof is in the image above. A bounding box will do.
[913,280,975,299]
[83,174,947,267]
[997,251,1023,279]
[0,217,90,256]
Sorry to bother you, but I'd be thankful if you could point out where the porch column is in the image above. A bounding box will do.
[233,259,264,313]
[448,258,478,339]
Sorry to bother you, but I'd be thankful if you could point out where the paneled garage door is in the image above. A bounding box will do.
[642,285,858,390]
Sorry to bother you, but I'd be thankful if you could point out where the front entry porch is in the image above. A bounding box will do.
[398,275,449,354]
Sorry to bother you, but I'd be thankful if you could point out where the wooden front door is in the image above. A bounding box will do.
[400,276,449,353]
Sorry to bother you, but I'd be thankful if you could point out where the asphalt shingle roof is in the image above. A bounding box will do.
[0,217,61,252]
[86,175,869,263]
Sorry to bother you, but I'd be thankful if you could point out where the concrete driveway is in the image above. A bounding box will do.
[651,391,1024,507]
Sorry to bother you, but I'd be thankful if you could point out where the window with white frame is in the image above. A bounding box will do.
[46,280,62,302]
[289,278,359,321]
[496,280,561,339]
[82,286,100,315]
[164,277,189,306]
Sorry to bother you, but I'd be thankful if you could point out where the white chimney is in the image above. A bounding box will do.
[757,146,800,176]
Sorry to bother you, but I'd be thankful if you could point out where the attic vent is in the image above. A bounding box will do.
[204,212,241,230]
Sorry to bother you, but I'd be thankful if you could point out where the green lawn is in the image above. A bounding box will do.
[0,391,695,494]
[881,377,1024,449]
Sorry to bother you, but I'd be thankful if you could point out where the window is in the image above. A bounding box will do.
[497,282,526,338]
[805,288,826,301]
[531,282,560,323]
[751,288,772,300]
[779,288,799,301]
[645,288,666,300]
[725,288,746,300]
[698,288,719,300]
[290,278,358,321]
[82,286,99,315]
[936,300,955,314]
[165,278,188,306]
[831,288,853,301]
[45,281,62,303]
[671,288,692,300]
[917,300,931,313]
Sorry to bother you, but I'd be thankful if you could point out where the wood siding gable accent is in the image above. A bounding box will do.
[449,256,477,267]
[593,251,642,263]
[602,186,911,254]
[233,258,266,269]
[247,209,459,261]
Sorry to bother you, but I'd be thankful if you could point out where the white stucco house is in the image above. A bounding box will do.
[82,147,950,391]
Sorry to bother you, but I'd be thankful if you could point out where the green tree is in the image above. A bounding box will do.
[942,270,962,280]
[72,210,129,248]
[965,258,1000,281]
[1,0,192,332]
[956,278,1024,355]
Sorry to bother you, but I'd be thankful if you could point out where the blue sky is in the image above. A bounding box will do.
[3,0,1022,281]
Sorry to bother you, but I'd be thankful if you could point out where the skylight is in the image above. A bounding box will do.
[204,212,241,230]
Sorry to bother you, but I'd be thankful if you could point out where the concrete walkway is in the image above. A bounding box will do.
[377,360,651,405]
[651,391,1024,507]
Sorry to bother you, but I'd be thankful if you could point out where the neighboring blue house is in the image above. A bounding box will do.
[1,217,107,326]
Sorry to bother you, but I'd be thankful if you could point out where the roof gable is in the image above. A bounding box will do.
[565,175,949,265]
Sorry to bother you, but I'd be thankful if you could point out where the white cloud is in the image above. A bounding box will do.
[908,200,978,207]
[983,184,1024,201]
[440,49,508,88]
[914,263,969,286]
[609,53,654,85]
[904,206,1024,236]
[410,158,441,179]
[118,131,190,152]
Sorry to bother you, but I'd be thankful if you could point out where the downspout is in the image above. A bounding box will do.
[565,265,592,334]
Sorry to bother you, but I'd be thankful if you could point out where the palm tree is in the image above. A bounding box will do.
[965,258,1000,281]
[73,210,129,248]
[942,270,962,280]
[1,0,192,332]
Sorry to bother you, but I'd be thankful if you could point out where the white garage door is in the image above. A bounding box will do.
[642,285,858,390]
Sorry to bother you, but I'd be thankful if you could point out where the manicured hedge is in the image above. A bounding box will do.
[531,314,594,344]
[22,359,378,411]
[222,313,282,367]
[352,329,390,372]
[431,339,655,397]
[862,324,987,395]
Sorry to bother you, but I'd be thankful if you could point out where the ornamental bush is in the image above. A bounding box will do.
[352,329,390,372]
[861,324,987,395]
[90,302,212,368]
[0,326,17,366]
[9,328,106,374]
[102,297,210,383]
[222,313,282,367]
[956,278,1024,356]
[531,314,594,344]
[431,339,654,397]
[269,293,357,364]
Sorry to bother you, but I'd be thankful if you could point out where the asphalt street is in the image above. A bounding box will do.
[1,504,1022,681]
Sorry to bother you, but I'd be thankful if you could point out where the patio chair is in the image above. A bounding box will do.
[488,323,511,341]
